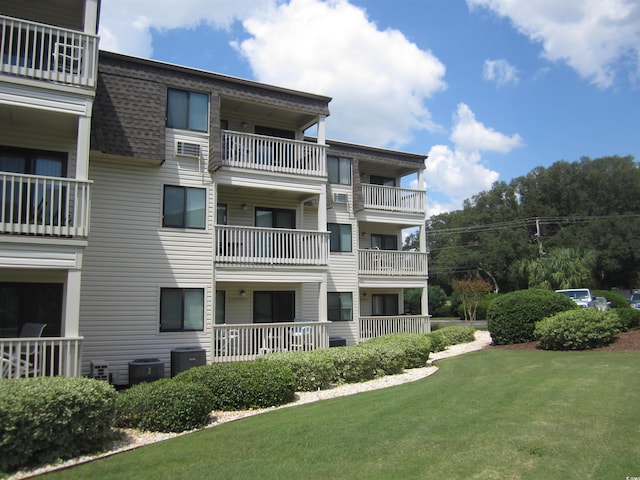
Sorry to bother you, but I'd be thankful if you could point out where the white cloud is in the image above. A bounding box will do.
[234,0,447,147]
[468,0,640,88]
[425,104,522,216]
[98,0,272,57]
[483,59,519,86]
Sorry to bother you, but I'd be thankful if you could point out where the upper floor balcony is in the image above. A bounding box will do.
[0,172,91,238]
[222,130,327,178]
[215,225,329,266]
[358,249,428,276]
[0,14,98,89]
[361,184,426,215]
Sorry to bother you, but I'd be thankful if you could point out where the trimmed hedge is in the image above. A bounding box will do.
[611,307,640,331]
[257,349,336,392]
[355,342,406,376]
[0,377,116,473]
[325,346,378,383]
[534,309,622,350]
[592,289,629,309]
[487,288,577,345]
[430,325,476,347]
[115,378,213,433]
[360,333,431,369]
[174,361,296,410]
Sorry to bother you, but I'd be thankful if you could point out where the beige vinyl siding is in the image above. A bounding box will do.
[81,135,214,384]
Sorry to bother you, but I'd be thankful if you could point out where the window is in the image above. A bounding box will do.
[216,204,227,225]
[328,292,353,321]
[160,288,204,332]
[328,156,352,185]
[0,146,66,176]
[371,234,398,251]
[370,175,396,187]
[215,290,225,325]
[0,283,62,337]
[328,223,352,252]
[166,88,209,132]
[255,207,295,229]
[163,185,206,229]
[253,291,295,323]
[372,294,398,316]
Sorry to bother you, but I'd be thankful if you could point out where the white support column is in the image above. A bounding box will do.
[318,273,327,322]
[76,112,92,180]
[421,283,429,319]
[318,188,327,232]
[84,0,100,33]
[63,269,82,337]
[317,115,326,145]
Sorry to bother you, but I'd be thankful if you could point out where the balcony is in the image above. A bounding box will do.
[359,249,428,276]
[216,225,329,266]
[212,321,330,362]
[359,315,431,341]
[0,172,91,238]
[361,184,425,214]
[222,130,327,178]
[1,336,83,379]
[0,15,98,88]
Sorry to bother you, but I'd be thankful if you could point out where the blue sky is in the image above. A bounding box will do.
[99,0,640,216]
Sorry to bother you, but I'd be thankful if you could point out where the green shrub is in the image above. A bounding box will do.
[257,349,336,392]
[487,288,577,345]
[0,377,116,473]
[325,347,378,383]
[592,289,629,309]
[360,333,431,369]
[174,361,296,410]
[534,309,621,350]
[425,331,449,352]
[610,307,640,331]
[433,325,476,345]
[115,378,212,433]
[476,294,499,320]
[356,342,406,376]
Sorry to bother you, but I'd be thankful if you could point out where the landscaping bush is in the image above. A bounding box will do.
[487,288,577,345]
[115,378,212,433]
[534,309,622,350]
[433,325,476,345]
[476,294,499,320]
[325,346,378,383]
[257,349,336,392]
[174,361,296,410]
[425,331,449,352]
[360,333,431,369]
[592,289,629,309]
[609,307,640,331]
[0,377,116,473]
[355,342,406,376]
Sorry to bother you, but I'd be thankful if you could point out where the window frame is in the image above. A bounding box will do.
[327,292,353,322]
[162,185,206,230]
[328,155,352,185]
[253,291,295,323]
[159,287,205,332]
[371,233,398,251]
[0,146,67,177]
[328,223,352,252]
[372,293,399,316]
[166,88,209,133]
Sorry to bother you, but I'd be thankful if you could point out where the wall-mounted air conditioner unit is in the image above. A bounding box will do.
[333,193,349,203]
[90,360,109,382]
[176,141,202,158]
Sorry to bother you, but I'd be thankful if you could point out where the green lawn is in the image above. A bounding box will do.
[43,350,640,479]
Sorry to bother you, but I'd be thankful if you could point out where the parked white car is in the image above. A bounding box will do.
[630,292,640,310]
[555,288,595,308]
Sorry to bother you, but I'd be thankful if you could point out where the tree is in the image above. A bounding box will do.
[515,247,595,290]
[451,277,492,324]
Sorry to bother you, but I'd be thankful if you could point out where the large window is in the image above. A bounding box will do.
[255,207,295,229]
[328,156,352,185]
[163,185,206,229]
[328,292,353,322]
[215,290,225,325]
[371,234,397,250]
[160,288,204,332]
[372,294,399,316]
[0,283,62,337]
[328,223,352,252]
[253,291,295,323]
[370,175,396,187]
[0,146,66,176]
[166,88,209,132]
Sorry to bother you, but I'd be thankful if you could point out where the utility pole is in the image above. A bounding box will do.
[536,217,544,256]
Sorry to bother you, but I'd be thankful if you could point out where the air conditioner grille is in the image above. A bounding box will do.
[176,141,202,158]
[90,361,109,381]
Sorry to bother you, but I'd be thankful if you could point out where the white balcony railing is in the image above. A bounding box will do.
[1,337,83,379]
[361,184,426,214]
[0,172,92,237]
[359,315,431,341]
[212,322,330,362]
[0,15,98,88]
[216,225,329,266]
[359,249,428,276]
[222,130,327,177]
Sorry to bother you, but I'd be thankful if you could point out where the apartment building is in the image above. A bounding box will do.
[0,2,429,385]
[0,0,99,378]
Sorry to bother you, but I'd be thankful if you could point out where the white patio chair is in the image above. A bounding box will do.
[2,323,47,378]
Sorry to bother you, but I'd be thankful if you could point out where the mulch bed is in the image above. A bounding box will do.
[488,328,640,351]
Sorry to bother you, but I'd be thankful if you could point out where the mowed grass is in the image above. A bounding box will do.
[43,350,640,480]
